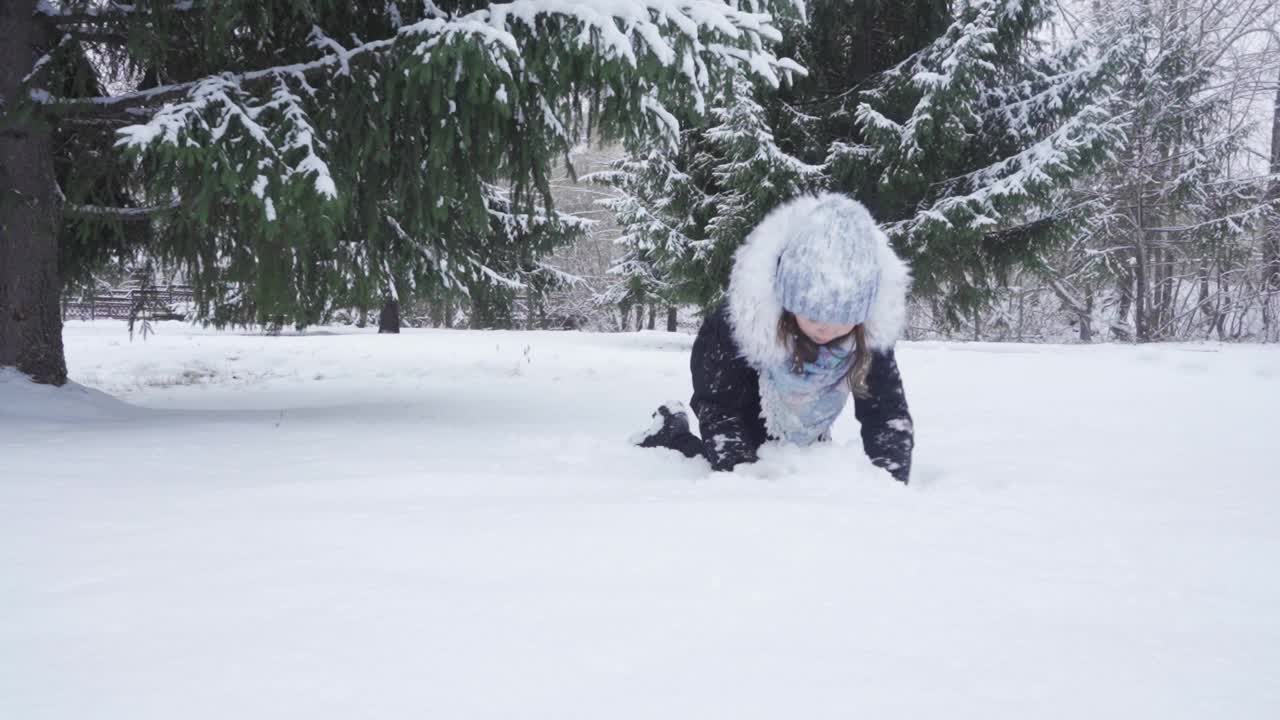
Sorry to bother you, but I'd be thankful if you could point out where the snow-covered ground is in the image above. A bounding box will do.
[3,320,1278,719]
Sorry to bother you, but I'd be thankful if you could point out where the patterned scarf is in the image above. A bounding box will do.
[758,339,855,446]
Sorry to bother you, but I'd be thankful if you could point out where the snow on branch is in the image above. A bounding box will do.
[65,199,182,220]
[257,77,337,200]
[78,0,792,116]
[857,0,1031,166]
[114,74,268,149]
[100,0,796,215]
[887,100,1120,241]
[531,261,586,288]
[114,73,336,214]
[470,259,526,289]
[37,1,200,24]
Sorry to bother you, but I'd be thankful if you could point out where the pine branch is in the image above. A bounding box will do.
[1143,203,1274,234]
[64,200,181,221]
[37,1,203,26]
[63,29,130,45]
[45,1,796,124]
[1044,275,1090,317]
[43,21,404,118]
[20,33,73,88]
[43,46,382,117]
[58,114,135,127]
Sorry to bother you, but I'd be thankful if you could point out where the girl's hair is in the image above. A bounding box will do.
[777,311,873,398]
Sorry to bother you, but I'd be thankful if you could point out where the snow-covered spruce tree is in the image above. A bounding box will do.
[454,184,589,329]
[753,0,1120,326]
[589,134,711,318]
[604,1,1119,326]
[372,180,587,330]
[769,0,953,167]
[692,68,823,305]
[596,56,819,312]
[1,0,801,385]
[843,0,1121,325]
[532,145,630,331]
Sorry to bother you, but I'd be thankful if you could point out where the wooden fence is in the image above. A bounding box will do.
[63,285,194,321]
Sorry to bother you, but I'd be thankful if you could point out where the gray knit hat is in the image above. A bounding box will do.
[774,194,882,326]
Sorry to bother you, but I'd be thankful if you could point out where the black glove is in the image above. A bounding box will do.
[872,456,909,485]
[708,435,758,472]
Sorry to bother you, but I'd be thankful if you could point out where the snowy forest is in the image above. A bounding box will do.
[5,0,1280,387]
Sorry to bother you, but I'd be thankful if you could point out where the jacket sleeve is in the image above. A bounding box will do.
[853,349,914,484]
[690,310,762,472]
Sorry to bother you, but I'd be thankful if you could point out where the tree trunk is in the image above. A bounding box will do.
[1157,245,1175,339]
[666,306,678,332]
[1080,295,1093,343]
[647,304,656,330]
[1264,294,1274,343]
[1151,246,1165,338]
[1134,235,1149,342]
[1112,269,1134,341]
[0,2,67,385]
[1197,263,1213,338]
[1215,273,1228,341]
[1016,290,1025,342]
[634,304,643,332]
[378,297,401,334]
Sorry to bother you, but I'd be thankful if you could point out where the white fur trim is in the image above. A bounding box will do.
[726,193,911,368]
[862,223,911,350]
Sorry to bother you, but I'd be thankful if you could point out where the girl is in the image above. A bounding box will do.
[634,192,914,483]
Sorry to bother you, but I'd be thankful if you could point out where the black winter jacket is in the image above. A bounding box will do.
[690,304,914,482]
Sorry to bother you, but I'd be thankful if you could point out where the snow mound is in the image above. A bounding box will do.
[0,368,140,423]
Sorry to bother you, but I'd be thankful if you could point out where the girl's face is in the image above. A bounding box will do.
[794,314,856,345]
